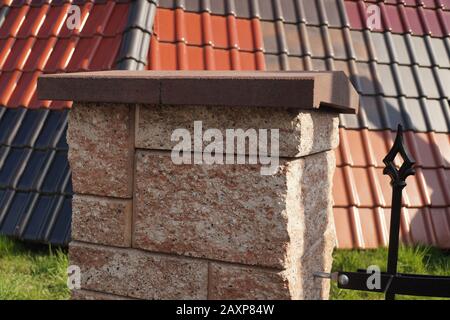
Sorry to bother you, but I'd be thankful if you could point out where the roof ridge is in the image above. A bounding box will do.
[0,30,127,40]
[115,0,158,70]
[1,0,132,8]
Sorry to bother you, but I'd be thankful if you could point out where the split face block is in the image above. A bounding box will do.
[38,70,358,300]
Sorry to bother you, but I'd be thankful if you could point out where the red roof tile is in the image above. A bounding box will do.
[344,0,450,36]
[149,8,265,71]
[0,0,130,109]
[0,0,138,245]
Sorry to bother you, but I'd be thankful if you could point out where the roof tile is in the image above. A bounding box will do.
[34,4,68,38]
[146,0,450,250]
[15,5,48,38]
[0,0,134,245]
[410,35,433,66]
[344,1,365,30]
[0,6,28,38]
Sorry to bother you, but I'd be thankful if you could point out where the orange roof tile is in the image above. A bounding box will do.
[0,0,130,109]
[148,2,450,249]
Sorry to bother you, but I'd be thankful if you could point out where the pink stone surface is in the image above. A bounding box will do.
[133,150,336,272]
[72,195,132,247]
[69,242,208,300]
[209,263,293,299]
[67,103,134,198]
[135,104,339,158]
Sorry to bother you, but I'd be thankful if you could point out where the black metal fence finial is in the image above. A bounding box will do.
[382,124,416,189]
[382,124,416,300]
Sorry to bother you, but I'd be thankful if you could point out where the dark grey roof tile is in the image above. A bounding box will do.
[360,95,385,130]
[11,110,48,147]
[234,0,252,18]
[370,32,390,63]
[46,196,72,244]
[375,63,398,96]
[278,0,298,23]
[34,110,67,149]
[264,53,282,70]
[116,0,156,68]
[306,26,326,57]
[350,29,369,61]
[261,21,279,53]
[311,57,327,70]
[19,194,51,241]
[0,108,25,145]
[333,59,351,76]
[0,190,13,222]
[274,20,289,53]
[259,0,276,20]
[383,97,407,130]
[437,68,450,98]
[403,98,429,132]
[391,33,411,65]
[339,113,360,129]
[429,37,450,68]
[425,99,450,132]
[417,67,441,98]
[300,0,320,25]
[0,148,26,188]
[328,28,348,59]
[322,0,343,28]
[126,0,154,30]
[284,23,303,56]
[287,55,305,70]
[41,151,69,194]
[410,36,432,66]
[398,64,420,97]
[16,150,48,191]
[158,0,177,9]
[209,0,226,14]
[0,192,30,235]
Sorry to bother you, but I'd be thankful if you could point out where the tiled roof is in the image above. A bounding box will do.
[116,0,157,70]
[152,0,450,249]
[0,0,134,244]
[335,128,450,248]
[149,7,265,70]
[1,0,448,249]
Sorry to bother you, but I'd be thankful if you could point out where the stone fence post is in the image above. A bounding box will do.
[38,71,359,300]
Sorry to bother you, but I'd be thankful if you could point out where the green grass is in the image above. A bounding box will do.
[0,236,70,300]
[0,235,449,300]
[331,246,450,300]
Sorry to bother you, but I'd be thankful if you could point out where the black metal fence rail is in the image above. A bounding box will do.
[316,124,450,300]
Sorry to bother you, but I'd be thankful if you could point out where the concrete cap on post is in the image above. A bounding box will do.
[38,70,359,113]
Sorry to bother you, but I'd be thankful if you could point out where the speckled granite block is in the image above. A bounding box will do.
[133,150,336,283]
[135,104,339,157]
[67,103,134,198]
[69,242,208,300]
[72,195,132,247]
